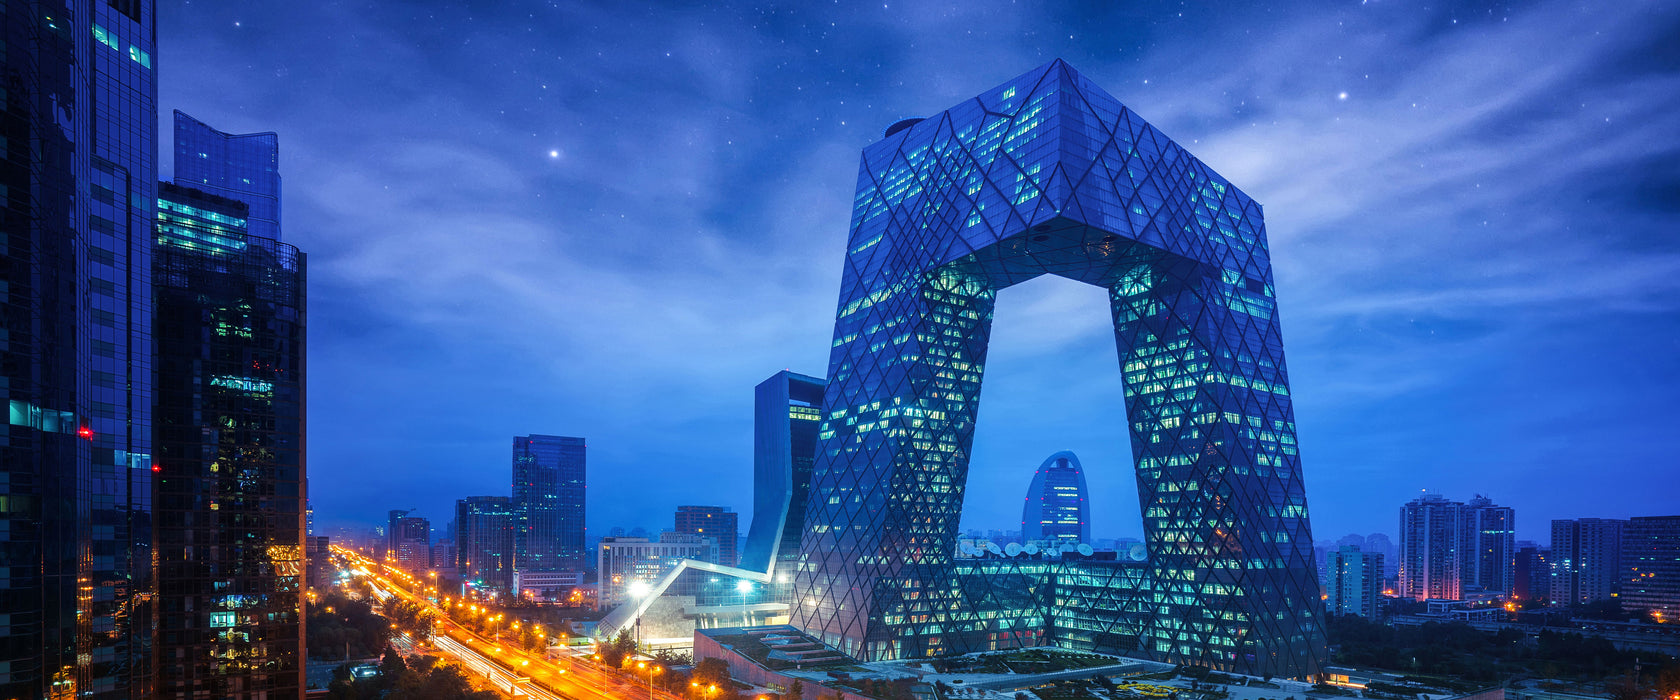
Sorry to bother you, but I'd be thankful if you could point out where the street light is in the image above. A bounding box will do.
[735,580,754,627]
[628,580,652,655]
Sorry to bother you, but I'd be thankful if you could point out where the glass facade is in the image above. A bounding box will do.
[511,434,587,572]
[741,370,826,582]
[456,496,518,593]
[153,179,307,697]
[1,2,158,697]
[790,60,1326,678]
[172,111,280,241]
[1021,451,1090,545]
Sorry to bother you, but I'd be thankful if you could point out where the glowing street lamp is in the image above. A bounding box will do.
[628,580,653,654]
[736,579,754,627]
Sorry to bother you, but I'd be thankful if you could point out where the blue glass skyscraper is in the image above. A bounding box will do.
[742,370,825,579]
[1,3,158,697]
[152,111,307,698]
[512,435,587,572]
[1021,451,1091,545]
[791,60,1326,677]
[172,111,280,241]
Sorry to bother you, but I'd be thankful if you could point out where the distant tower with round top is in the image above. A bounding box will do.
[1021,451,1091,545]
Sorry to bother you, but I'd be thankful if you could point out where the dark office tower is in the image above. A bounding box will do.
[1399,495,1463,600]
[1620,515,1680,619]
[1020,451,1091,545]
[1461,495,1516,595]
[456,497,518,593]
[1550,518,1625,606]
[172,111,280,241]
[1512,542,1550,604]
[0,3,158,698]
[1325,547,1383,619]
[791,61,1326,677]
[393,517,432,571]
[511,435,586,572]
[676,506,739,566]
[153,172,307,693]
[387,509,410,558]
[741,371,825,577]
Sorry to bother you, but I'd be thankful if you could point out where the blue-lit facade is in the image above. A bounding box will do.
[1021,451,1091,545]
[153,176,307,696]
[1,2,159,697]
[742,370,826,583]
[172,111,280,241]
[790,61,1325,678]
[457,496,518,593]
[512,434,587,572]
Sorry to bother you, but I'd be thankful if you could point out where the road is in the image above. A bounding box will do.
[334,547,679,700]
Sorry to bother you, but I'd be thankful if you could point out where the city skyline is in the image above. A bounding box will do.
[157,1,1680,543]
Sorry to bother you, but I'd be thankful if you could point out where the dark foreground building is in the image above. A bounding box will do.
[1,2,159,697]
[1021,451,1091,546]
[152,111,307,697]
[790,60,1326,677]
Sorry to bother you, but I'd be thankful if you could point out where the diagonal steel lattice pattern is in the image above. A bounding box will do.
[790,60,1327,678]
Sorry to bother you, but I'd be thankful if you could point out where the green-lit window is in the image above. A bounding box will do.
[92,25,120,51]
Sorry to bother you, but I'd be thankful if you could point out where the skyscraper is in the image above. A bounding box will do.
[1399,495,1463,600]
[512,435,587,572]
[675,506,739,567]
[456,497,518,593]
[386,509,411,558]
[1325,546,1384,619]
[2,3,158,697]
[1619,515,1680,618]
[1550,518,1625,606]
[393,517,432,571]
[1461,495,1516,595]
[790,61,1326,677]
[172,111,280,241]
[1020,451,1091,546]
[741,370,825,578]
[152,111,307,698]
[1513,541,1550,604]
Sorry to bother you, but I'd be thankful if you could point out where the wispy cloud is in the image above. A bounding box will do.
[161,0,1680,540]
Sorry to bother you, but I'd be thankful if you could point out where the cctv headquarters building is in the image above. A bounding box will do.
[785,60,1327,679]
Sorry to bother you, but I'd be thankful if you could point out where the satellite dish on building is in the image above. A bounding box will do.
[959,542,978,557]
[1128,543,1148,561]
[985,542,1002,556]
[1023,543,1040,555]
[1059,543,1076,554]
[1077,544,1094,557]
[1005,542,1022,557]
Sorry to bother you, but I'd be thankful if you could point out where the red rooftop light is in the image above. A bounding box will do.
[77,425,94,440]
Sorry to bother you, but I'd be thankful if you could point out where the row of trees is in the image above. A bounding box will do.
[1327,613,1676,683]
[307,591,394,660]
[324,650,499,700]
[386,599,438,638]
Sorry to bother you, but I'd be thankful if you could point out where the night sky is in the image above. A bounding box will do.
[160,1,1680,544]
